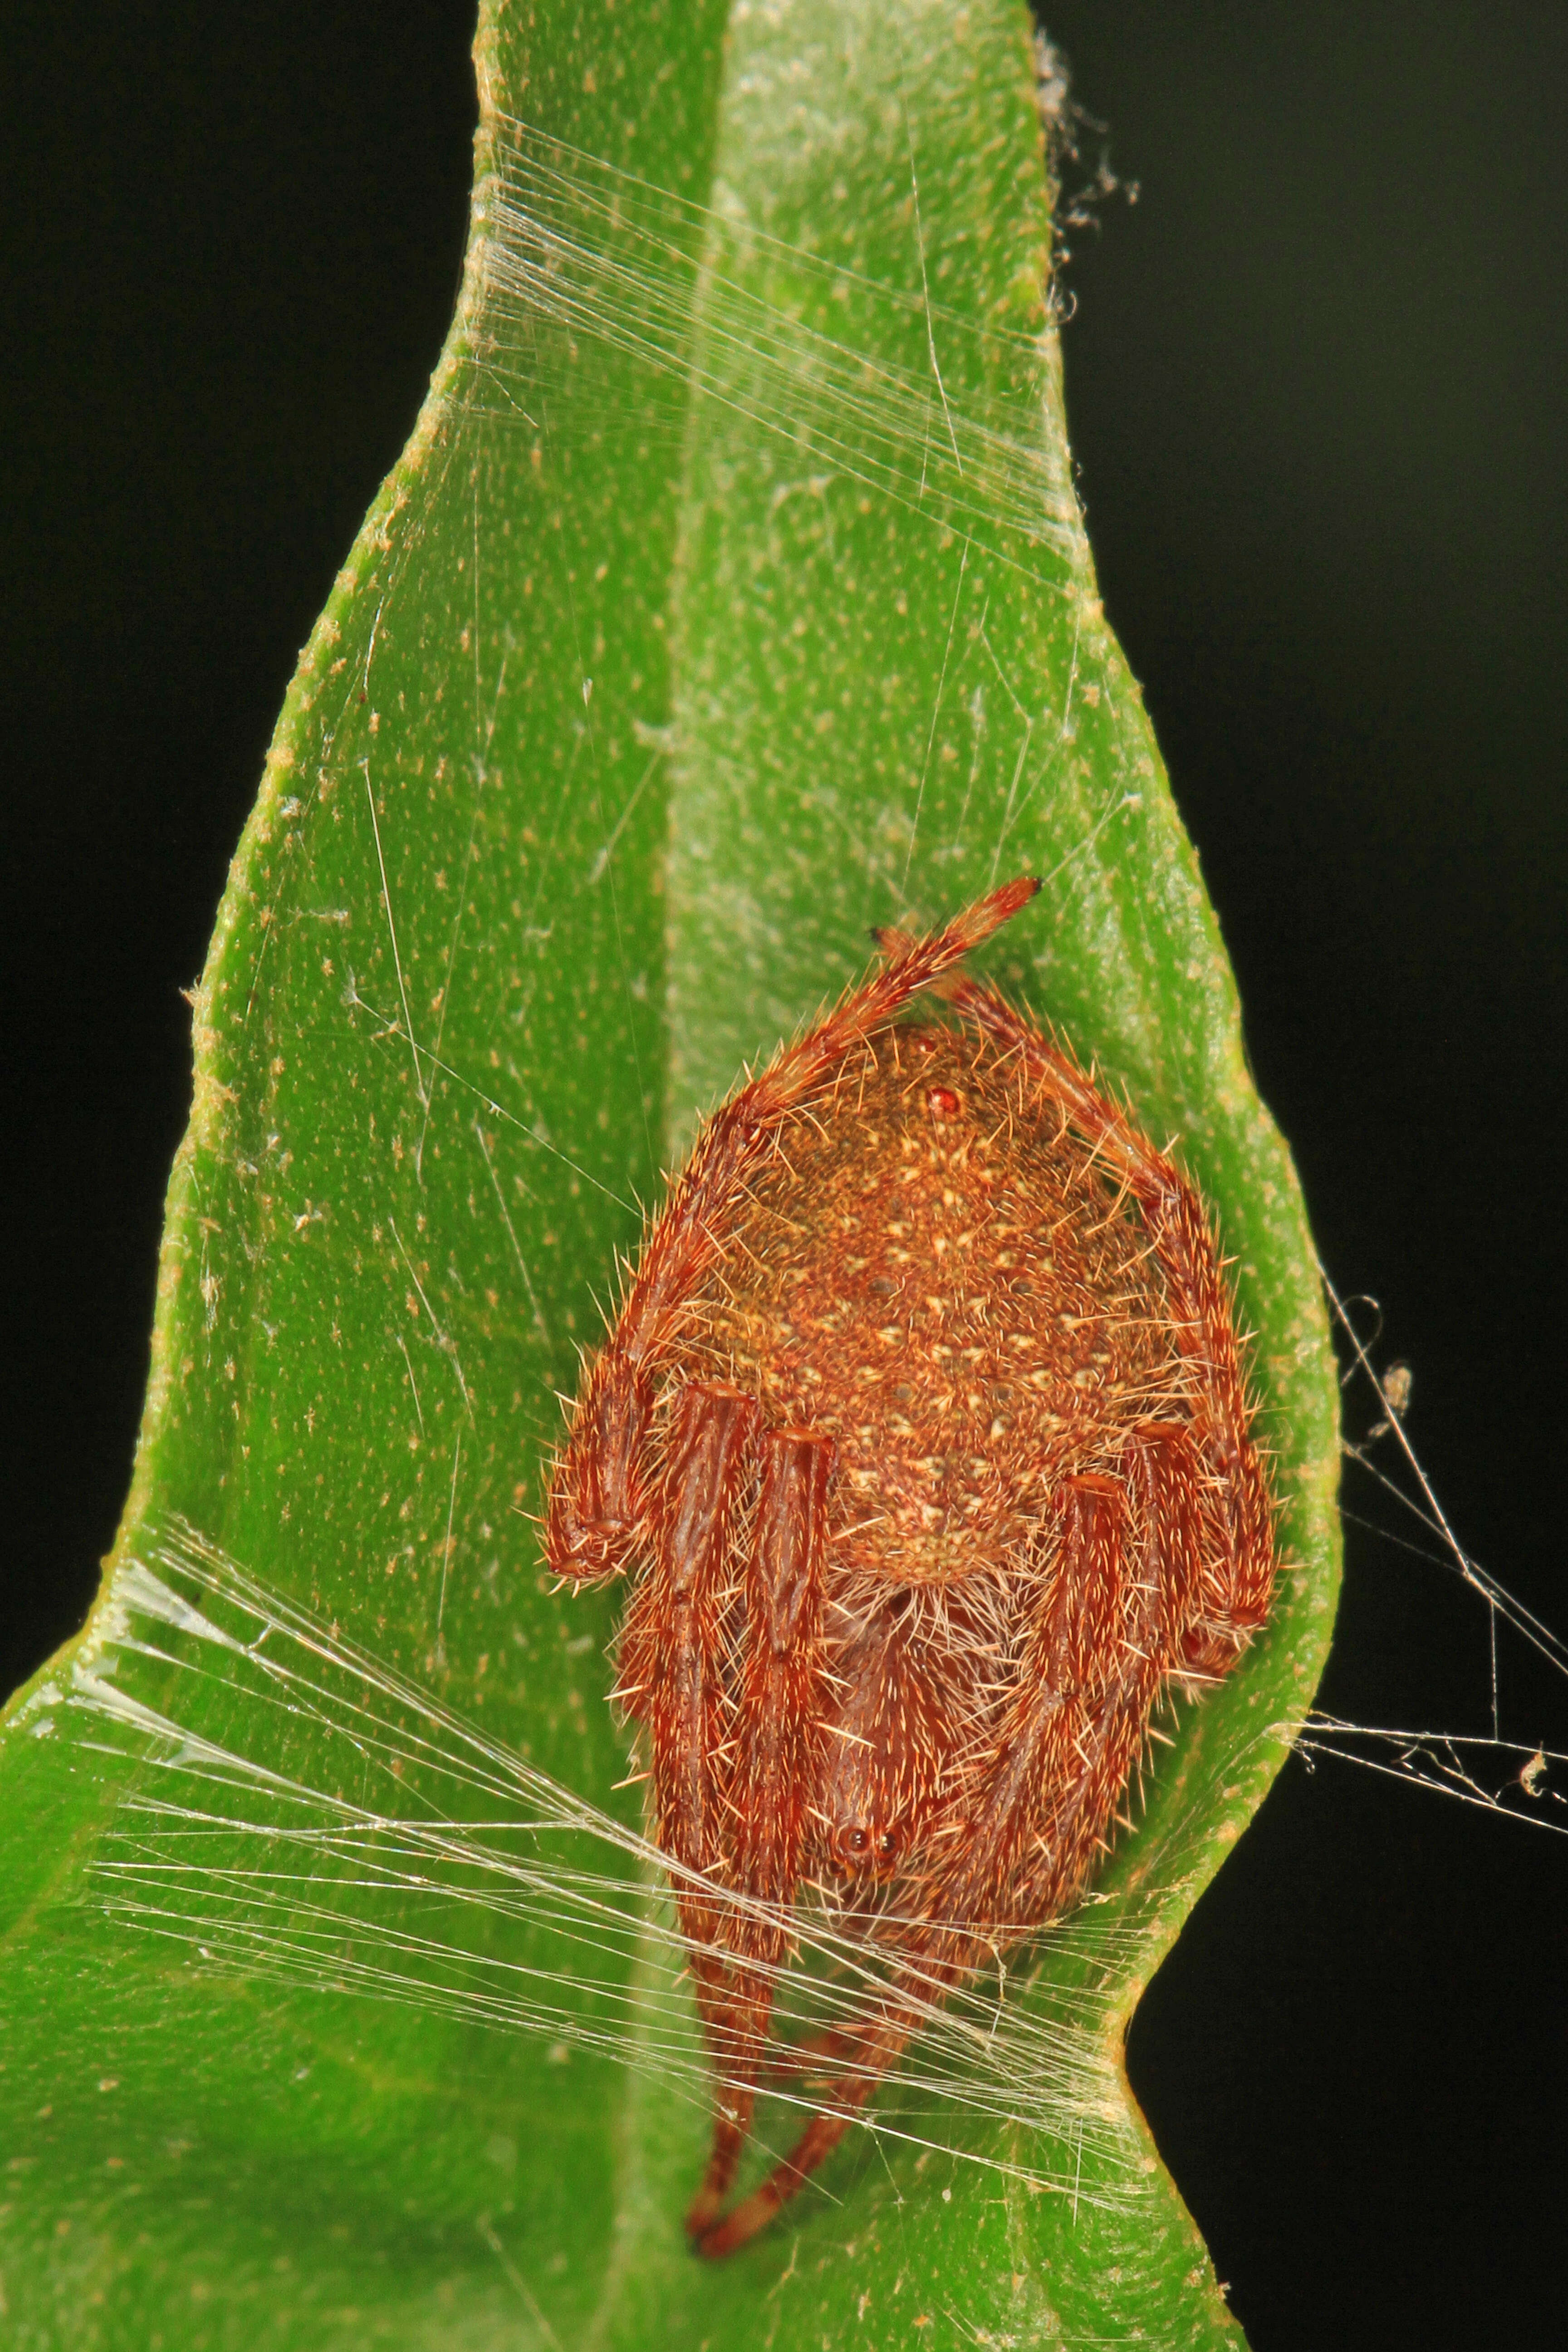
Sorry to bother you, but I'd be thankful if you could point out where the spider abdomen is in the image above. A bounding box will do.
[666,1025,1193,1592]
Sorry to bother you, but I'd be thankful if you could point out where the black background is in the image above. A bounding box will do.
[3,7,1564,2347]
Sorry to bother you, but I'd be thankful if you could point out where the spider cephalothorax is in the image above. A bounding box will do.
[544,878,1273,2255]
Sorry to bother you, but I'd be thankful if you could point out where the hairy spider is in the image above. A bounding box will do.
[544,877,1274,2256]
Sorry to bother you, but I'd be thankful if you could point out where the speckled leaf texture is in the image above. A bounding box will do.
[0,3,1339,2346]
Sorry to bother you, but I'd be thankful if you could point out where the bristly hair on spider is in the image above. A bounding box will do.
[543,877,1274,2257]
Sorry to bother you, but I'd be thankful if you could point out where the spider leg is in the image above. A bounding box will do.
[544,1357,655,1584]
[697,1474,1121,2254]
[697,1435,1198,2259]
[759,2024,859,2087]
[618,1381,757,1980]
[910,1428,1200,1949]
[684,1425,834,2239]
[1140,1415,1250,1681]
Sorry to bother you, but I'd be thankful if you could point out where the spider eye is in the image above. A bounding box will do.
[848,1828,868,1852]
[924,1085,961,1119]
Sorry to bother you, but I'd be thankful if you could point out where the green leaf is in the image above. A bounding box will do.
[0,0,1339,2344]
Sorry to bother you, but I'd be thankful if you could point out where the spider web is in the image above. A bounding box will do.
[27,1514,1156,2214]
[1297,1274,1568,1838]
[16,1309,1560,2223]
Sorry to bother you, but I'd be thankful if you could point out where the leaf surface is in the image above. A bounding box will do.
[0,3,1339,2345]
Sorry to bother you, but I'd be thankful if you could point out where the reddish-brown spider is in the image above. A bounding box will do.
[544,877,1273,2256]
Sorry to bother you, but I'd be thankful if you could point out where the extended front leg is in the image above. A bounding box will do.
[685,1425,833,2239]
